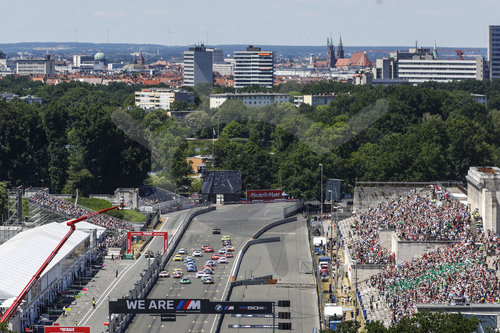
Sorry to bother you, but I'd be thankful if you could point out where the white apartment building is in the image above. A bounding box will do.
[0,51,7,68]
[397,57,485,83]
[234,46,274,88]
[15,57,55,75]
[490,25,500,79]
[293,94,335,107]
[183,45,213,87]
[209,93,289,109]
[135,88,194,110]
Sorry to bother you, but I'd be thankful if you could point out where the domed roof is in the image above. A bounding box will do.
[94,52,106,61]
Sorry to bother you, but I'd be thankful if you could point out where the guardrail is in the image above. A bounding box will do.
[283,201,304,218]
[253,217,297,239]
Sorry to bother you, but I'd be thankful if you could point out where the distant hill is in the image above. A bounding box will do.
[0,42,487,63]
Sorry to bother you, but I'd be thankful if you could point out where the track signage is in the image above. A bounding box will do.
[109,299,273,314]
[44,327,90,333]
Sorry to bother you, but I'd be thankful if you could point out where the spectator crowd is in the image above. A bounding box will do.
[370,230,500,322]
[30,192,131,247]
[348,188,472,265]
[344,185,500,323]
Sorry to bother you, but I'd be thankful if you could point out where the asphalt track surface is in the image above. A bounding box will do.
[125,203,287,333]
[222,216,320,333]
[54,209,190,332]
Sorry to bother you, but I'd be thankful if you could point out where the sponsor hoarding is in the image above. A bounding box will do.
[246,190,283,201]
[44,327,90,333]
[109,299,273,314]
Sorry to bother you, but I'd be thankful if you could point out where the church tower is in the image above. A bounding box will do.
[336,35,345,59]
[326,35,336,68]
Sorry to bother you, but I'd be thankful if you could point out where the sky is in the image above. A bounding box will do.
[1,0,499,48]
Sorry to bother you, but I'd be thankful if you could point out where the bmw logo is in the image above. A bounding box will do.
[215,304,223,312]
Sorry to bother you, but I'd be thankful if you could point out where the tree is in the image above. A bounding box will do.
[0,182,7,219]
[172,142,192,191]
[170,100,189,111]
[0,322,16,333]
[389,311,479,333]
[184,111,211,136]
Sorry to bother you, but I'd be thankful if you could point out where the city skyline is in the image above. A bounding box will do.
[1,0,499,47]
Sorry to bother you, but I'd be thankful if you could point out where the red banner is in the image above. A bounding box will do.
[247,190,283,201]
[45,327,90,333]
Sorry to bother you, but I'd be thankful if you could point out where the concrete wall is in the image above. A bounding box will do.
[379,230,394,252]
[394,236,455,264]
[353,185,426,212]
[466,167,500,233]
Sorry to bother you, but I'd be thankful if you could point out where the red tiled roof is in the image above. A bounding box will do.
[335,58,350,68]
[349,52,371,67]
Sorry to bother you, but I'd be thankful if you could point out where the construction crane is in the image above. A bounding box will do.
[455,50,465,60]
[0,206,120,324]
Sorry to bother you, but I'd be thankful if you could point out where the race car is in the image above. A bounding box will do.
[225,252,234,258]
[211,253,220,260]
[192,250,203,257]
[177,248,188,255]
[180,277,191,284]
[204,246,214,253]
[173,271,183,278]
[159,271,170,278]
[218,256,228,264]
[173,254,183,261]
[202,276,214,284]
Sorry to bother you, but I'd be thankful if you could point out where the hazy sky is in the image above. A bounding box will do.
[1,0,498,47]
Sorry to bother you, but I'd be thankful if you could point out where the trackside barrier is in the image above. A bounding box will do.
[253,217,297,239]
[161,205,215,269]
[231,237,281,283]
[283,201,304,218]
[216,237,281,333]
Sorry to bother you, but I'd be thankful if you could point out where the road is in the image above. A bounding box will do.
[125,203,287,333]
[54,209,190,332]
[222,216,320,332]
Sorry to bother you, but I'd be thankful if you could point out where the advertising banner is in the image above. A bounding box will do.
[109,299,273,314]
[246,190,283,201]
[45,327,90,333]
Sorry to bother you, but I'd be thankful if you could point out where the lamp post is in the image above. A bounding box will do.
[319,164,323,217]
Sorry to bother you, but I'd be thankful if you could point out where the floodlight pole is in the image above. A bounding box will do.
[319,164,323,217]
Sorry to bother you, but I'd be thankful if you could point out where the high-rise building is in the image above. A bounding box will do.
[15,56,55,75]
[183,45,213,87]
[206,48,224,64]
[234,45,274,88]
[336,35,345,59]
[489,25,500,80]
[326,37,336,68]
[0,51,7,68]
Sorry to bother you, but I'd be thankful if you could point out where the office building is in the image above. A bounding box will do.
[373,46,486,83]
[209,92,289,108]
[15,56,55,75]
[490,25,500,80]
[234,46,274,88]
[135,88,194,110]
[213,63,234,76]
[0,51,7,68]
[183,45,213,87]
[206,48,224,64]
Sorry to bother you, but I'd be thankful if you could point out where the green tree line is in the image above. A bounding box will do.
[1,76,500,201]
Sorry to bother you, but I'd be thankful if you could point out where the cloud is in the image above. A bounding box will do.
[92,11,125,19]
